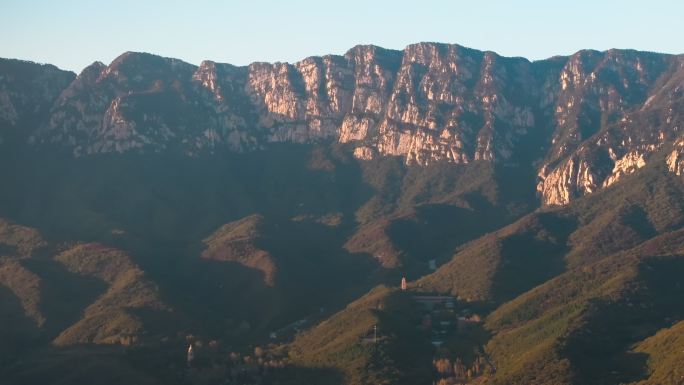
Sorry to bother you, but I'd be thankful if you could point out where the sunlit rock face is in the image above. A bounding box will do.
[537,155,599,206]
[353,146,374,161]
[535,51,684,205]
[36,43,543,163]
[365,43,539,165]
[666,140,684,176]
[245,55,354,143]
[14,44,684,205]
[602,150,647,187]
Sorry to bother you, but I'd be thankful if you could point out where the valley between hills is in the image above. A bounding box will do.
[1,42,683,384]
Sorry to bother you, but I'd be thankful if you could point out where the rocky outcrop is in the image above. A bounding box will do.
[602,150,647,187]
[0,59,74,144]
[3,43,684,205]
[536,52,684,204]
[537,155,599,206]
[31,43,544,165]
[667,139,684,176]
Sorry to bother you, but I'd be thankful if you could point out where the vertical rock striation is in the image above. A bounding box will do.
[4,43,684,205]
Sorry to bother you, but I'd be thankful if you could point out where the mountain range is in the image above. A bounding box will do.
[0,42,683,385]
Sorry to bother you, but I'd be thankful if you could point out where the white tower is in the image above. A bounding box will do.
[401,276,407,291]
[187,344,194,365]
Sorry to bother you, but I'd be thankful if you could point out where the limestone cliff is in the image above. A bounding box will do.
[4,43,684,206]
[33,43,544,165]
[0,58,74,144]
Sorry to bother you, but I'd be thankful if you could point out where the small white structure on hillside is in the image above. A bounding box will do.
[187,344,194,365]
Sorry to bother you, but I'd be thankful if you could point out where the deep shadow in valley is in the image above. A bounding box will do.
[0,141,542,384]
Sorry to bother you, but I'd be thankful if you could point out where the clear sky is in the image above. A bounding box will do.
[1,0,682,74]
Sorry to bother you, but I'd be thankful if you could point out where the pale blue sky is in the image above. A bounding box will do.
[1,0,682,73]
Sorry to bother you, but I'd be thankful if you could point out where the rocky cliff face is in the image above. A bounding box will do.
[535,50,683,205]
[3,43,684,205]
[29,43,547,164]
[0,59,74,144]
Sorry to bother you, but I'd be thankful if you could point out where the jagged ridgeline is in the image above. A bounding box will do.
[0,42,683,385]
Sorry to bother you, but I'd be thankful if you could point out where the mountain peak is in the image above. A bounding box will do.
[4,42,684,206]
